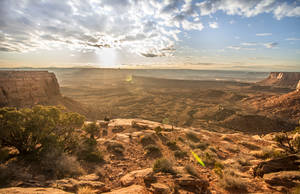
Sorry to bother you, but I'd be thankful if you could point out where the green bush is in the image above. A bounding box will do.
[83,122,99,139]
[0,106,85,160]
[153,158,175,174]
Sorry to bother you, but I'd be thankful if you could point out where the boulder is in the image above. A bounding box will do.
[253,155,300,177]
[175,175,209,193]
[120,168,153,186]
[0,187,71,194]
[151,183,170,194]
[264,171,300,187]
[114,133,130,143]
[51,177,108,193]
[103,185,148,194]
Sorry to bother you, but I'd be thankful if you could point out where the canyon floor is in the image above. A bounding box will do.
[0,69,299,194]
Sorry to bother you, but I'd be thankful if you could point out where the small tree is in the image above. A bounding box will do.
[0,106,85,158]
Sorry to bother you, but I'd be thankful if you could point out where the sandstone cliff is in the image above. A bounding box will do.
[0,71,89,116]
[0,71,61,107]
[259,72,300,88]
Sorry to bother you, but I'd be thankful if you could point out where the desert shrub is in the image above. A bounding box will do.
[226,145,240,153]
[213,161,224,177]
[220,169,247,191]
[145,145,162,158]
[153,158,175,174]
[186,132,200,142]
[202,152,217,167]
[154,126,163,134]
[253,148,286,160]
[237,158,251,166]
[41,152,84,179]
[166,141,180,151]
[106,142,124,155]
[239,142,260,150]
[83,122,100,139]
[0,106,84,160]
[291,184,300,194]
[274,131,300,154]
[102,129,108,136]
[140,135,156,146]
[209,147,217,153]
[196,142,209,150]
[174,150,188,159]
[178,137,185,143]
[0,148,10,163]
[221,136,233,142]
[77,186,96,194]
[185,164,199,178]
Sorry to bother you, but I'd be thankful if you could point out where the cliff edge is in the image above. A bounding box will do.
[0,71,89,116]
[0,71,61,107]
[259,72,300,88]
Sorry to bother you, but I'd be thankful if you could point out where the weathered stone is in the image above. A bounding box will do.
[120,168,153,186]
[253,155,300,177]
[0,71,60,107]
[0,187,71,194]
[264,171,300,187]
[151,183,170,194]
[114,133,130,143]
[78,173,99,181]
[51,178,107,192]
[175,175,209,193]
[103,184,148,194]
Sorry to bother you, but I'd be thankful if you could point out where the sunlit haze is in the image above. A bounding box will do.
[0,0,300,71]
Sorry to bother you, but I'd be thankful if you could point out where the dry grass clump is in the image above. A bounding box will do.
[185,164,199,178]
[174,150,188,159]
[140,135,156,147]
[239,141,260,150]
[186,132,200,142]
[219,169,247,191]
[195,142,209,150]
[144,145,162,158]
[153,158,176,174]
[166,141,180,151]
[252,147,286,160]
[41,153,85,179]
[237,157,251,166]
[77,186,96,194]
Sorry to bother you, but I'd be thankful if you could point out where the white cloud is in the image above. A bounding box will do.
[209,22,219,29]
[286,37,300,41]
[264,42,278,48]
[241,42,257,46]
[256,33,272,36]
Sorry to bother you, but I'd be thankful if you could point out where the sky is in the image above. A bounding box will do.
[0,0,300,71]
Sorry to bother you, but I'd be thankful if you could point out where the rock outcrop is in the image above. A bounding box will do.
[259,72,300,88]
[0,71,89,117]
[0,71,60,107]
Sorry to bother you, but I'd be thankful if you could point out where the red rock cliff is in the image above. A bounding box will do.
[0,71,61,107]
[259,72,300,88]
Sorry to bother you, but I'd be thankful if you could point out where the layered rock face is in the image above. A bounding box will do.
[259,72,300,88]
[0,71,61,107]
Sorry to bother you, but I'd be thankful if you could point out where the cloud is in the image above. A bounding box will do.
[286,37,300,41]
[227,46,241,50]
[264,42,278,48]
[197,0,300,20]
[241,42,257,46]
[256,33,272,36]
[209,22,219,29]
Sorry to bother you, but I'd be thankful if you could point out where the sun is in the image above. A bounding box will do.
[97,48,119,68]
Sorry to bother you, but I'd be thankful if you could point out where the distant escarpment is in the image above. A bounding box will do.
[0,71,88,116]
[259,72,300,88]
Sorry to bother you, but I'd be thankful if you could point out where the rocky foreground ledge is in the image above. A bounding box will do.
[1,118,299,194]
